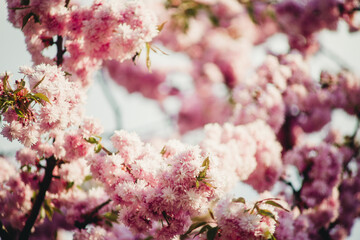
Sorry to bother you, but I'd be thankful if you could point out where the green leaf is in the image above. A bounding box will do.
[202,181,216,189]
[31,76,45,90]
[94,143,102,153]
[20,80,26,87]
[13,86,24,94]
[197,157,210,181]
[209,14,219,27]
[162,211,171,226]
[194,225,211,238]
[202,157,210,168]
[160,146,166,155]
[84,175,92,182]
[157,21,167,32]
[206,226,218,240]
[143,237,154,240]
[65,0,71,8]
[40,206,46,219]
[53,207,63,215]
[15,108,25,118]
[66,181,74,190]
[257,209,278,223]
[269,233,277,240]
[103,210,119,223]
[264,200,289,212]
[146,42,151,72]
[264,230,277,240]
[233,197,246,204]
[2,74,9,92]
[195,179,200,188]
[86,137,98,144]
[43,199,54,221]
[33,93,50,104]
[104,220,113,227]
[182,221,207,236]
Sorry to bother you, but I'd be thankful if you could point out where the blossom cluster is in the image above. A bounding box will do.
[1,0,360,239]
[6,0,159,87]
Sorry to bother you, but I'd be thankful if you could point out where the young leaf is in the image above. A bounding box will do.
[94,144,102,153]
[53,207,63,215]
[269,233,277,240]
[146,42,152,72]
[162,211,171,226]
[103,210,119,223]
[257,209,278,223]
[160,146,167,155]
[66,181,74,190]
[157,21,167,32]
[2,74,9,92]
[195,179,200,188]
[194,225,211,238]
[202,181,216,189]
[31,76,45,90]
[264,230,277,240]
[264,200,289,212]
[182,221,207,236]
[84,175,92,182]
[15,108,25,118]
[43,199,54,221]
[85,137,98,144]
[233,197,246,204]
[151,46,169,55]
[206,226,219,240]
[33,93,50,104]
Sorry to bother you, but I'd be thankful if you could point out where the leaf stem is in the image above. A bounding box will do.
[74,199,112,229]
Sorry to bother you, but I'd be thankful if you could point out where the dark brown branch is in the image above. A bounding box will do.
[74,199,112,229]
[19,155,57,240]
[55,35,66,66]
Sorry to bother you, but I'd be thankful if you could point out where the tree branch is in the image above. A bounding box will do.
[19,155,57,240]
[99,70,122,130]
[74,199,112,229]
[55,35,66,66]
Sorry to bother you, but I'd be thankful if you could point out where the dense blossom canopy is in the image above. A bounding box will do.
[1,0,360,240]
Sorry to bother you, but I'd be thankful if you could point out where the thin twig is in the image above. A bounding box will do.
[74,199,112,229]
[319,44,352,71]
[99,70,122,130]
